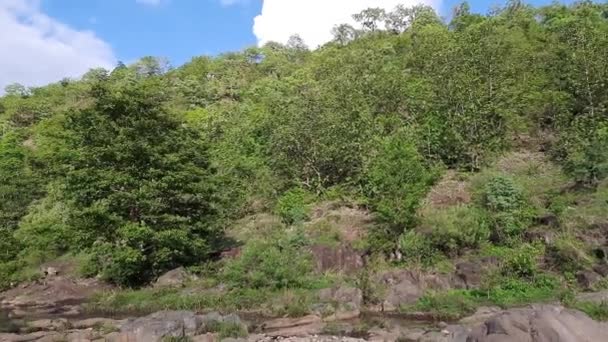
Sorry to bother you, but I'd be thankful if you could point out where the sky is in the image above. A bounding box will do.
[0,0,575,91]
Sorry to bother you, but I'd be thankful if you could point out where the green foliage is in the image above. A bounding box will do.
[562,125,608,187]
[366,131,439,228]
[275,188,311,225]
[574,301,608,321]
[547,235,593,273]
[503,244,543,278]
[52,79,220,286]
[421,206,490,257]
[482,176,535,242]
[407,273,561,319]
[222,236,318,290]
[398,230,437,264]
[1,1,608,291]
[409,290,478,320]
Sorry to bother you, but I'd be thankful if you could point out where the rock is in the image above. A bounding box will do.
[317,286,362,311]
[465,305,608,342]
[153,267,193,288]
[220,247,242,260]
[27,318,70,332]
[192,333,218,342]
[323,309,360,322]
[458,306,502,326]
[593,264,608,277]
[536,214,560,228]
[310,245,364,274]
[263,323,325,338]
[453,262,482,289]
[594,246,608,262]
[262,315,321,330]
[376,270,450,312]
[43,267,59,278]
[71,318,122,330]
[524,228,556,245]
[576,270,601,290]
[576,290,608,304]
[119,311,202,341]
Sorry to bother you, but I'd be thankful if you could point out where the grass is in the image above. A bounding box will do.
[573,301,608,321]
[402,274,564,320]
[200,321,248,339]
[86,286,319,317]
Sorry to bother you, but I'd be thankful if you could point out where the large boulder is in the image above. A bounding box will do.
[376,270,451,312]
[465,305,608,342]
[118,311,202,341]
[310,244,364,274]
[153,267,195,288]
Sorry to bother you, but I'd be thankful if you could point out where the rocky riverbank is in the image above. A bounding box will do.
[2,303,608,341]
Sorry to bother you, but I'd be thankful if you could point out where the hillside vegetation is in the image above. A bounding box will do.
[1,1,608,317]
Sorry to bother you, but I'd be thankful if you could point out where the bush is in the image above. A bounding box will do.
[422,206,490,257]
[398,230,437,264]
[562,125,608,187]
[365,130,439,229]
[547,235,592,273]
[275,188,311,225]
[408,290,478,320]
[85,222,210,287]
[222,236,317,290]
[14,189,71,258]
[482,176,535,242]
[503,244,542,279]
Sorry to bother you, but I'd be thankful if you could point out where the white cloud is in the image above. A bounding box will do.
[253,0,441,48]
[0,0,115,91]
[136,0,162,6]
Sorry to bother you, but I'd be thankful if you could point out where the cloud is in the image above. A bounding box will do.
[253,0,441,48]
[136,0,163,6]
[0,0,115,91]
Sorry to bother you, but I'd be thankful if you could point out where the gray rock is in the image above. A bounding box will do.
[576,270,601,290]
[119,310,202,341]
[376,270,451,311]
[465,305,608,342]
[593,263,608,277]
[453,262,482,289]
[576,290,608,304]
[154,267,194,288]
[318,286,362,311]
[310,245,364,274]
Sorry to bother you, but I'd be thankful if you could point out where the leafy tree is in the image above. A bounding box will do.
[365,130,439,229]
[58,78,220,286]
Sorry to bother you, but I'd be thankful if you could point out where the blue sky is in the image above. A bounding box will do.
[41,0,572,66]
[0,0,575,91]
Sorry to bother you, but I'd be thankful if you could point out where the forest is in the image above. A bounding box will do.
[1,0,608,321]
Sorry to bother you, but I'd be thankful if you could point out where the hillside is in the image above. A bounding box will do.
[1,1,608,341]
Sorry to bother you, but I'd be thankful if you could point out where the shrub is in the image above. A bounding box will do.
[398,230,437,264]
[562,125,608,187]
[275,188,311,225]
[482,176,535,242]
[222,237,316,290]
[365,130,439,229]
[408,290,478,320]
[14,189,71,258]
[547,235,592,273]
[483,176,525,212]
[503,244,542,279]
[422,206,490,257]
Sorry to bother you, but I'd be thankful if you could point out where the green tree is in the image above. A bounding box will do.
[59,78,220,286]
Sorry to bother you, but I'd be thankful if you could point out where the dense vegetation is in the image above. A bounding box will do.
[1,0,607,312]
